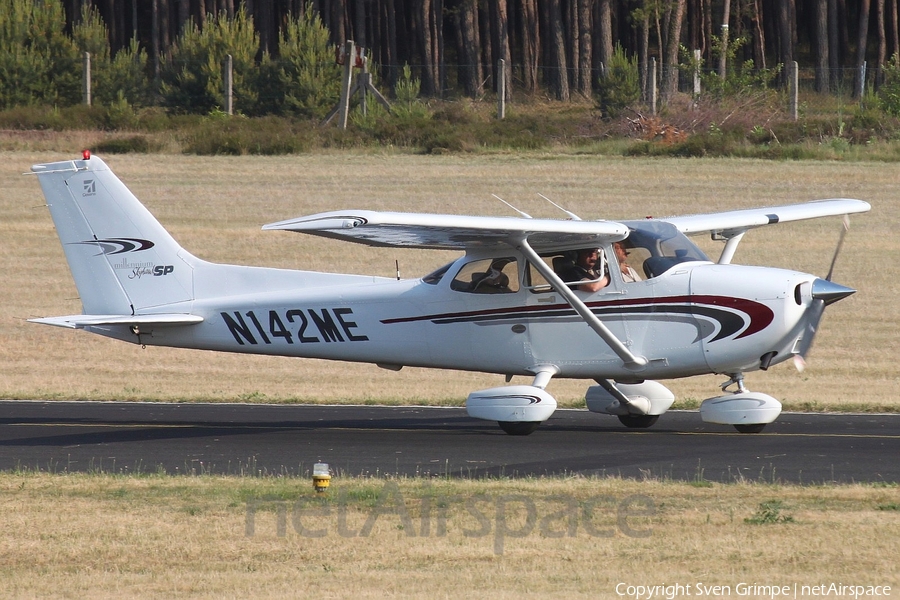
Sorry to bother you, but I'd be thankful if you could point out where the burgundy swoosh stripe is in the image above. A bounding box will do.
[382,295,773,341]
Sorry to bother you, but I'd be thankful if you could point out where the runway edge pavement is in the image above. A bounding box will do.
[1,400,898,483]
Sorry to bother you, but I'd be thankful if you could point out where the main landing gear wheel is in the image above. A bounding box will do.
[734,423,767,434]
[498,421,541,436]
[617,415,659,428]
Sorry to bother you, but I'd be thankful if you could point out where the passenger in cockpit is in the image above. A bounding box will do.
[614,241,642,283]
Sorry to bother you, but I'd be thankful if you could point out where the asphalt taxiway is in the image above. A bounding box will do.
[1,401,898,483]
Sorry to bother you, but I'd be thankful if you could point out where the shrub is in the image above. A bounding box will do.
[595,44,640,118]
[255,11,342,118]
[67,6,153,110]
[687,36,780,101]
[180,115,313,154]
[393,64,430,119]
[160,9,259,114]
[878,53,900,117]
[744,500,795,525]
[0,0,79,108]
[431,102,477,125]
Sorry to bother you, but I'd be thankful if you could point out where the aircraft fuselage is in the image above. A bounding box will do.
[94,255,815,383]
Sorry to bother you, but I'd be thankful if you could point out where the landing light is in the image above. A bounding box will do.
[312,462,331,492]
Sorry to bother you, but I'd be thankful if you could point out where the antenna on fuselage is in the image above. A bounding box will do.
[492,194,532,219]
[538,193,582,220]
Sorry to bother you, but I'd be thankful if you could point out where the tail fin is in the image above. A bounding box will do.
[32,155,194,315]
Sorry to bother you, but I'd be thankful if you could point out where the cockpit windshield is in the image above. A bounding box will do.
[622,220,711,279]
[422,261,454,285]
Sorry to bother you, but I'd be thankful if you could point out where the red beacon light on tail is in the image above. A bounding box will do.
[82,150,91,160]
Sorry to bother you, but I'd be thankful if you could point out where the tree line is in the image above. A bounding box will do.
[6,0,900,110]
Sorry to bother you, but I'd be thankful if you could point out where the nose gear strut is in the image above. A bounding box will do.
[720,373,748,394]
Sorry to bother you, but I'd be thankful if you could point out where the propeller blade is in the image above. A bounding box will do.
[795,279,857,371]
[825,215,850,281]
[795,298,825,370]
[795,216,854,372]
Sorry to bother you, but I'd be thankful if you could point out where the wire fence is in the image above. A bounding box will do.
[71,51,892,118]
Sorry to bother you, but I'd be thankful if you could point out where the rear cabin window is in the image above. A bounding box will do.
[525,253,568,292]
[450,258,519,294]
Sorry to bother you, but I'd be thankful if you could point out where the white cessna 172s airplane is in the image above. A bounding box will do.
[29,152,870,435]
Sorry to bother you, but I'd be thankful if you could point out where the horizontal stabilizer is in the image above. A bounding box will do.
[29,314,204,330]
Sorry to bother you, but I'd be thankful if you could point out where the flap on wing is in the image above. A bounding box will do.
[29,314,204,329]
[661,199,871,236]
[263,210,629,251]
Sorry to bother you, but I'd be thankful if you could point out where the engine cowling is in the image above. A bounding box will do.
[466,386,558,423]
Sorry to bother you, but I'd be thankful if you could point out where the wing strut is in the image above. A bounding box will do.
[516,238,648,371]
[717,231,746,264]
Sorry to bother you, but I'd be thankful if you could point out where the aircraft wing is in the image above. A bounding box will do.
[29,314,204,329]
[263,210,629,251]
[660,199,871,237]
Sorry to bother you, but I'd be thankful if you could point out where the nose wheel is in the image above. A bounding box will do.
[617,415,659,428]
[498,421,541,436]
[733,423,767,433]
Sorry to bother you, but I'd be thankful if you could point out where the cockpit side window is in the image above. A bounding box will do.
[450,257,519,294]
[526,249,611,292]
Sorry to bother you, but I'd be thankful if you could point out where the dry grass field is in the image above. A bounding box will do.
[0,473,897,598]
[1,150,896,410]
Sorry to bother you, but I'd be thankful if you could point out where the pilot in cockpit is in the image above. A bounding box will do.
[558,248,609,292]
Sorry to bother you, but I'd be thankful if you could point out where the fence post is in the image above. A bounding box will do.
[789,61,798,121]
[497,59,506,119]
[649,58,657,116]
[338,40,356,130]
[82,52,91,106]
[223,54,233,115]
[858,61,867,106]
[693,49,701,106]
[359,54,369,117]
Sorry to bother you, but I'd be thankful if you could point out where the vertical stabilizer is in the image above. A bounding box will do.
[32,155,194,314]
